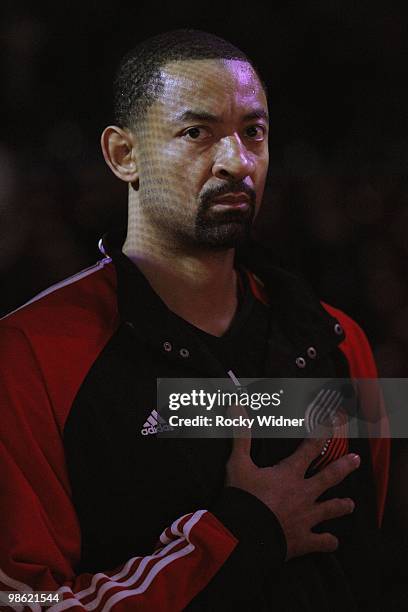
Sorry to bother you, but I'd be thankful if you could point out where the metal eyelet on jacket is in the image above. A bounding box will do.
[179,348,190,358]
[307,346,317,359]
[334,323,343,336]
[163,342,172,352]
[295,356,306,368]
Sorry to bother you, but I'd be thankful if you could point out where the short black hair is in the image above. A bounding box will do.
[113,29,265,129]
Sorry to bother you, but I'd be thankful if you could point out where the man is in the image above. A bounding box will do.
[0,30,389,610]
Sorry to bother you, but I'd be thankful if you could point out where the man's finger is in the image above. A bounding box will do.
[284,436,329,472]
[311,453,361,495]
[313,497,355,525]
[309,532,339,554]
[227,404,252,463]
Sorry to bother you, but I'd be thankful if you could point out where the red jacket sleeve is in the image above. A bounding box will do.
[0,321,286,611]
[0,324,239,611]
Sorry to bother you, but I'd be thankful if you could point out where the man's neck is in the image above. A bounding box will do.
[122,228,238,338]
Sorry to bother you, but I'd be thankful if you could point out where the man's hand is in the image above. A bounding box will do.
[225,417,360,561]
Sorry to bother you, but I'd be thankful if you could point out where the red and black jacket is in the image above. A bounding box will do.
[0,243,390,611]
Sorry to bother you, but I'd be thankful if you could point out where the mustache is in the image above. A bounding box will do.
[199,181,256,209]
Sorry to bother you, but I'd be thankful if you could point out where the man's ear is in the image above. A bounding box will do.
[101,126,139,184]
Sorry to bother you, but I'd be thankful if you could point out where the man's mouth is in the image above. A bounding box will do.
[210,193,252,212]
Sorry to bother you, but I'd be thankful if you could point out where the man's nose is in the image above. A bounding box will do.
[212,135,255,181]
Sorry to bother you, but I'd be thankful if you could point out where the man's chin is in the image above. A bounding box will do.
[194,222,252,249]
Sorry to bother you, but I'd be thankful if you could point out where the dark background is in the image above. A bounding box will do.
[1,1,408,375]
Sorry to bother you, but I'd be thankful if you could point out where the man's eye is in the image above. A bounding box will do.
[183,127,210,140]
[245,125,266,141]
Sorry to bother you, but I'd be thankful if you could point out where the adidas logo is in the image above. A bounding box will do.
[141,409,174,436]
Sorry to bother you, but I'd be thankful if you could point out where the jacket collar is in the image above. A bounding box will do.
[102,235,230,375]
[99,233,345,374]
[236,244,345,358]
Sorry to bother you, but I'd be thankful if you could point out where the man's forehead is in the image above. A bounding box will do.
[156,58,266,114]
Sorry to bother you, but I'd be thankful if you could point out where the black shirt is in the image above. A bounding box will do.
[184,268,271,379]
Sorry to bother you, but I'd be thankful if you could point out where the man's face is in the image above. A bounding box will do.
[134,58,269,249]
